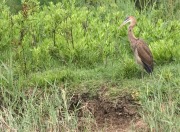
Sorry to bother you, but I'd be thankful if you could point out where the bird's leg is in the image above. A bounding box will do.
[141,69,144,79]
[140,66,145,79]
[137,64,144,79]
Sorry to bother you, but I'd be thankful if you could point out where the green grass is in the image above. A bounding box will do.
[0,0,180,131]
[1,60,180,131]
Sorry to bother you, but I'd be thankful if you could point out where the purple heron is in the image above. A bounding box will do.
[120,16,153,74]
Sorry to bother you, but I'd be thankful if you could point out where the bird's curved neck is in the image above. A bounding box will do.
[128,26,137,45]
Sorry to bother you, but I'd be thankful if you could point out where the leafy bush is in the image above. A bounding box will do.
[0,0,180,77]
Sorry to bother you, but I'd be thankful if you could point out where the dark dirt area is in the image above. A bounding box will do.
[70,88,148,132]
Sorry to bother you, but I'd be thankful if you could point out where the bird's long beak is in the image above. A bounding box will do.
[119,19,130,29]
[119,22,125,29]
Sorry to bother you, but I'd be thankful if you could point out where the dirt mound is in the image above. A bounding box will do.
[70,88,145,131]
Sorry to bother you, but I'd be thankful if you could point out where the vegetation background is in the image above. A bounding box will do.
[0,0,180,131]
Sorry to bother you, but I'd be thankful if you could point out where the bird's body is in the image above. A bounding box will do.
[120,16,153,73]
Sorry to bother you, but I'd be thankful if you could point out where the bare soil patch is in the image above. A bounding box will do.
[70,87,147,132]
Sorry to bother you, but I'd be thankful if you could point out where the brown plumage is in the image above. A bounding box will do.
[120,16,153,73]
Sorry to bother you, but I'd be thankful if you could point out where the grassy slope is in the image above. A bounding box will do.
[1,53,180,131]
[12,62,180,131]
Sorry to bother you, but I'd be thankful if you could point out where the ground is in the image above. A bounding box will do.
[70,87,148,132]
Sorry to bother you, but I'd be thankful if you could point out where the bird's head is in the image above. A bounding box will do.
[119,16,136,28]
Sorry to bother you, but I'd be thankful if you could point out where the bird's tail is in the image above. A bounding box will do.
[142,62,153,73]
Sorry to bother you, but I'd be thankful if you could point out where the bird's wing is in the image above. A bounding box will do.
[136,39,153,72]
